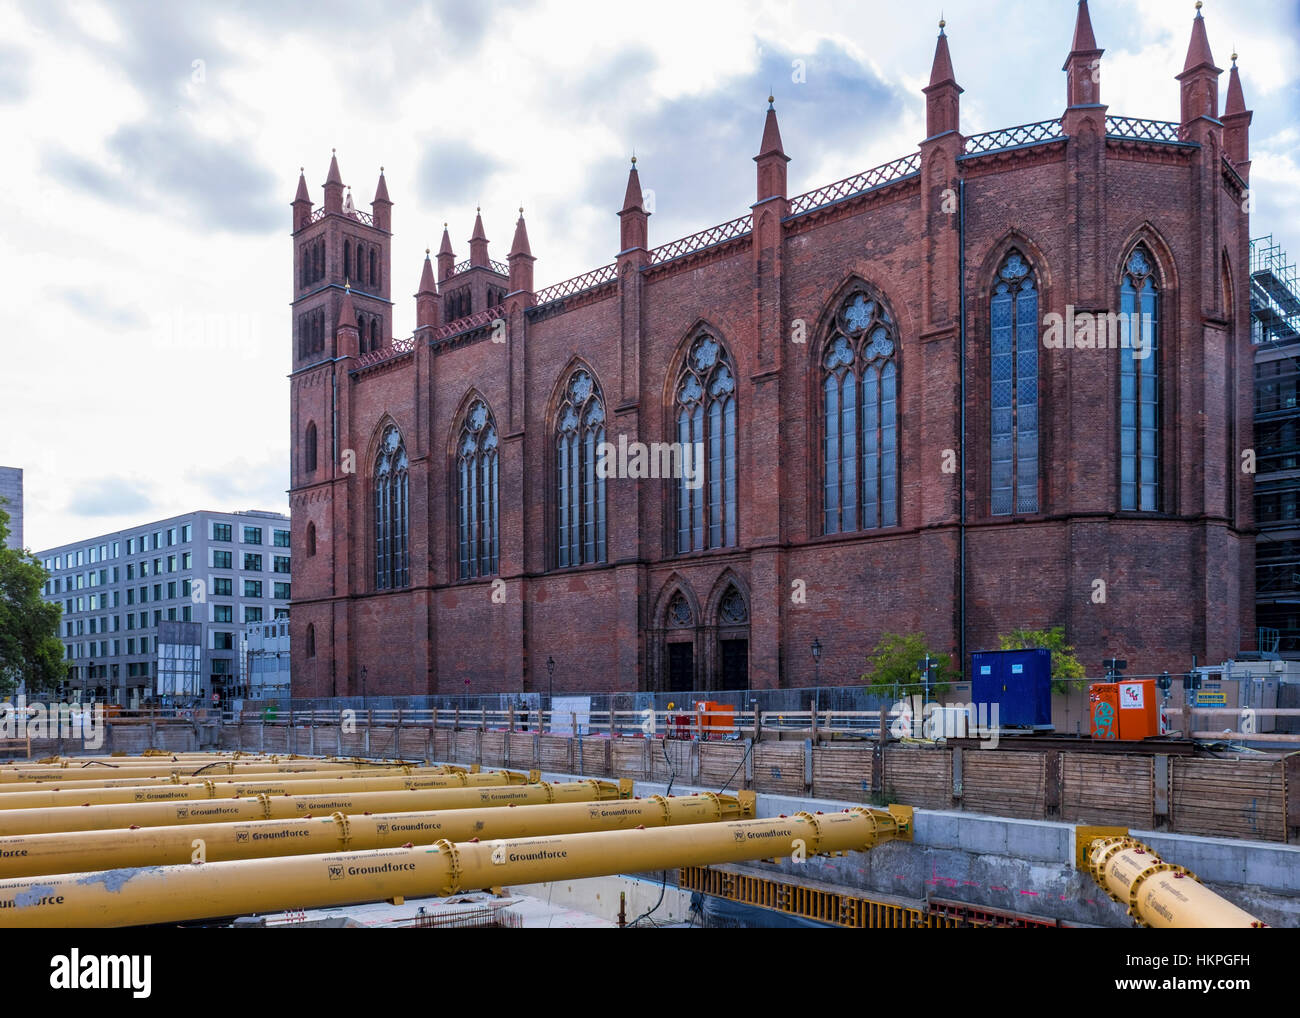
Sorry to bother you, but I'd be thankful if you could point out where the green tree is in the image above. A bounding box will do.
[0,504,63,697]
[997,625,1085,694]
[861,631,955,697]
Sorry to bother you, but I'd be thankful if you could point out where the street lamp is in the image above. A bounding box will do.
[810,639,822,686]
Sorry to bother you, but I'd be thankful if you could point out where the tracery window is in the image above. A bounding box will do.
[823,291,897,533]
[456,399,499,578]
[373,425,409,590]
[675,334,737,552]
[990,251,1039,515]
[556,369,606,567]
[1120,246,1160,511]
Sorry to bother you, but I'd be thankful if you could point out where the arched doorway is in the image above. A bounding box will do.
[715,585,749,691]
[664,590,697,693]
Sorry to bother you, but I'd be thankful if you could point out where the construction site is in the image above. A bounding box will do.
[0,686,1295,930]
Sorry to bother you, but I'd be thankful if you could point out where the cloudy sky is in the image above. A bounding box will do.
[1,0,1296,551]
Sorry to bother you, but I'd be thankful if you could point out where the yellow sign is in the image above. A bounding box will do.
[1196,692,1227,706]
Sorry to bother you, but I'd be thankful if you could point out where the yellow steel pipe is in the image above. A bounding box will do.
[0,768,536,811]
[0,764,451,794]
[0,779,627,836]
[0,791,755,878]
[0,804,912,927]
[1085,835,1267,929]
[0,759,416,783]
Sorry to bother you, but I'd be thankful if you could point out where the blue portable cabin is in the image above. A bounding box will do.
[970,648,1053,729]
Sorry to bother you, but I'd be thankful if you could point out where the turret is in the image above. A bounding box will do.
[1177,3,1221,130]
[415,250,440,330]
[323,149,343,215]
[469,208,489,269]
[336,284,359,358]
[371,167,392,232]
[1063,0,1104,107]
[437,224,455,283]
[1223,53,1252,176]
[508,208,535,297]
[923,20,962,139]
[292,168,312,231]
[754,97,790,203]
[618,158,649,253]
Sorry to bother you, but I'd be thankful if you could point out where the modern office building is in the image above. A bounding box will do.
[35,509,291,706]
[0,466,22,551]
[1252,235,1300,657]
[239,617,292,701]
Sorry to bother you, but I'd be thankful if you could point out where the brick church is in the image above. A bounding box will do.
[288,2,1256,697]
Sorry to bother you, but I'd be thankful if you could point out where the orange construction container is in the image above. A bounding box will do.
[1089,683,1119,740]
[1117,679,1160,740]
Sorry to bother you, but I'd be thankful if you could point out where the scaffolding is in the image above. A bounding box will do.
[1252,234,1300,345]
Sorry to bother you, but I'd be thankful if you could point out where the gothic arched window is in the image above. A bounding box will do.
[1120,245,1160,511]
[369,249,377,288]
[305,623,315,658]
[370,319,379,353]
[556,368,606,567]
[990,251,1039,515]
[822,291,898,533]
[456,399,499,579]
[306,521,317,557]
[305,421,318,474]
[373,425,409,590]
[676,333,737,553]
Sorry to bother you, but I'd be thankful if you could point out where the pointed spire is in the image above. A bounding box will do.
[619,157,651,254]
[757,96,786,158]
[373,168,390,204]
[622,157,644,212]
[510,208,532,259]
[416,249,440,329]
[338,283,357,332]
[754,96,791,203]
[928,20,957,89]
[292,166,312,230]
[1183,2,1217,75]
[1070,0,1098,53]
[508,207,535,298]
[323,148,343,214]
[1177,2,1222,128]
[1225,53,1246,114]
[418,249,436,294]
[1222,51,1253,172]
[923,20,963,139]
[469,207,489,268]
[370,166,392,231]
[437,222,455,283]
[1064,1,1104,107]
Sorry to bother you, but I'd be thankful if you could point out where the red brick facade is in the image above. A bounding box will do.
[288,5,1255,697]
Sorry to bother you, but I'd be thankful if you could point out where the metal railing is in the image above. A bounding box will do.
[962,118,1064,155]
[450,258,509,276]
[649,213,752,265]
[431,303,507,342]
[307,206,375,227]
[1105,115,1183,143]
[353,335,415,369]
[533,263,618,306]
[788,152,922,215]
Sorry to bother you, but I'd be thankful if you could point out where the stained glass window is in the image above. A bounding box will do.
[1120,246,1159,511]
[676,334,737,553]
[990,251,1039,515]
[824,291,898,533]
[556,369,607,567]
[373,425,409,589]
[457,400,499,578]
